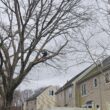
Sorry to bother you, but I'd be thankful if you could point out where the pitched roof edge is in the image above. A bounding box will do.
[55,64,94,94]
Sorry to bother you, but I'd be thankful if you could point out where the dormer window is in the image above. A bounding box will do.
[49,90,54,96]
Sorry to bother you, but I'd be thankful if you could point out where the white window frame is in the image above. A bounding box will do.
[81,83,87,96]
[49,90,54,96]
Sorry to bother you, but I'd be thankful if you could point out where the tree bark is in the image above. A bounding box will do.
[1,93,13,110]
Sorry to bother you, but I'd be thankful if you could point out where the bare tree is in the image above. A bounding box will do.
[67,0,110,65]
[0,0,89,110]
[12,89,33,107]
[76,0,110,64]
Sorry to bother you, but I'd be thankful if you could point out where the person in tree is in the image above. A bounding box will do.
[41,50,48,58]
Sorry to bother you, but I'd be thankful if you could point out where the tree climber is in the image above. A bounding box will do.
[41,49,48,58]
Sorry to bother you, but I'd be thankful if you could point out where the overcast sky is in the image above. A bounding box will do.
[18,62,90,90]
[17,0,110,90]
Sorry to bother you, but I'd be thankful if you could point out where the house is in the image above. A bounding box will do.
[23,86,58,110]
[55,56,110,110]
[55,81,74,107]
[76,56,110,110]
[55,64,95,107]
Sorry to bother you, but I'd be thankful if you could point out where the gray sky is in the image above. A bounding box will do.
[0,0,93,91]
[18,0,110,90]
[16,0,110,90]
[18,63,90,90]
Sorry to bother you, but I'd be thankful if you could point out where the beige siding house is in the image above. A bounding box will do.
[55,56,110,110]
[55,64,95,107]
[55,83,73,107]
[55,89,65,107]
[24,86,58,110]
[77,56,110,110]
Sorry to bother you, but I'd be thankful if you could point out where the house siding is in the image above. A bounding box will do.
[24,86,57,110]
[55,65,96,108]
[78,71,110,110]
[26,100,36,110]
[56,85,75,107]
[65,86,74,107]
[56,91,65,107]
[37,86,57,110]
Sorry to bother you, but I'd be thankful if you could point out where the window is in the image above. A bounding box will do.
[93,78,98,87]
[81,83,87,96]
[68,88,72,98]
[105,73,110,83]
[49,90,54,96]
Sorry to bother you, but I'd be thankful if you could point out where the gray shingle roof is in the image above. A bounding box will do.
[103,56,110,67]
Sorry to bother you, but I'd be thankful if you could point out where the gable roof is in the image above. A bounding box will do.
[26,87,48,101]
[56,56,110,95]
[78,56,110,83]
[55,64,93,94]
[103,56,110,67]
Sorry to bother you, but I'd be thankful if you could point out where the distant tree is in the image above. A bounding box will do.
[67,0,110,66]
[12,89,33,107]
[0,0,90,110]
[21,89,33,102]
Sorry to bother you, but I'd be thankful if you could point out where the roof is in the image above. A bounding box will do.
[78,56,110,83]
[56,56,110,95]
[103,56,110,67]
[55,64,93,94]
[26,87,48,101]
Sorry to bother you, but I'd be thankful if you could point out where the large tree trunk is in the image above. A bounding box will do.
[1,93,13,110]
